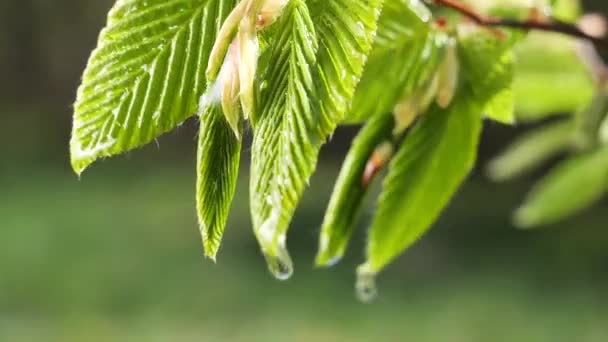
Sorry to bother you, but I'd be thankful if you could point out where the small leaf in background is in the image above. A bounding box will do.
[196,107,242,261]
[513,33,593,120]
[343,0,444,124]
[316,114,395,267]
[574,93,608,149]
[515,147,608,228]
[360,89,484,288]
[487,120,574,182]
[458,25,517,125]
[71,0,237,174]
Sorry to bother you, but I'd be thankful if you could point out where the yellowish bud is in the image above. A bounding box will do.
[392,75,438,136]
[221,42,243,139]
[238,11,260,121]
[257,0,289,28]
[206,0,249,81]
[436,39,459,109]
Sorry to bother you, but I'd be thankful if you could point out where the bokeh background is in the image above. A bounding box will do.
[1,1,608,341]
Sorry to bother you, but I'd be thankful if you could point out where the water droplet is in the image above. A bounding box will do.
[356,263,377,303]
[264,245,293,281]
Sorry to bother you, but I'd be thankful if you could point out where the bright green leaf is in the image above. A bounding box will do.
[343,0,443,124]
[249,0,319,279]
[309,0,383,129]
[316,113,395,267]
[515,147,608,228]
[196,107,241,261]
[250,0,382,278]
[487,120,574,182]
[71,0,237,174]
[363,89,483,275]
[459,28,517,124]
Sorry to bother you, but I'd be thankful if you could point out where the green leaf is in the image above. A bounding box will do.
[514,147,608,228]
[71,0,237,174]
[458,28,517,124]
[250,0,382,278]
[249,1,319,279]
[309,0,383,129]
[487,120,574,182]
[362,90,483,274]
[574,93,608,149]
[343,0,443,124]
[513,33,593,120]
[316,113,395,267]
[196,107,241,261]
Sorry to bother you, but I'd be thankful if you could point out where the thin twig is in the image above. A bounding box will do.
[430,0,608,51]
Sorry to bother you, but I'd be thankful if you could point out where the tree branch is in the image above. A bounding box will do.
[430,0,608,51]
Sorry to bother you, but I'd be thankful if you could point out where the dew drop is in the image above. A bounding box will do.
[356,263,377,303]
[264,245,293,281]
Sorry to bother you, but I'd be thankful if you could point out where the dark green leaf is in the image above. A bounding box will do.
[316,114,395,267]
[196,107,241,261]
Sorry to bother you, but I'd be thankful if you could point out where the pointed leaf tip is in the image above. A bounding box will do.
[196,107,242,262]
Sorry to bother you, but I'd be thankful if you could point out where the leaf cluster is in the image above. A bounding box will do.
[71,0,605,299]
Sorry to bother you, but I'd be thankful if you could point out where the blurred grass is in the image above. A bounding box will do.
[1,160,607,341]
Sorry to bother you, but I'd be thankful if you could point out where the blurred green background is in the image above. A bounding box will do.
[1,1,608,341]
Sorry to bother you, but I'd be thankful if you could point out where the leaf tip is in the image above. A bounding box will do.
[314,252,343,269]
[204,249,218,264]
[512,206,539,229]
[314,233,344,268]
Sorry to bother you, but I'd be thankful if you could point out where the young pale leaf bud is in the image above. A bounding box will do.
[257,0,289,29]
[207,0,249,81]
[221,42,243,139]
[392,75,438,136]
[199,40,242,139]
[393,98,418,136]
[362,141,394,187]
[238,12,260,121]
[436,39,459,109]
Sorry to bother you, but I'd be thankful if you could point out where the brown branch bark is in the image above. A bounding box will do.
[430,0,608,51]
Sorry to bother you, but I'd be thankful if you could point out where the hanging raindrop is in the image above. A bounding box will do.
[356,263,378,303]
[264,243,293,281]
